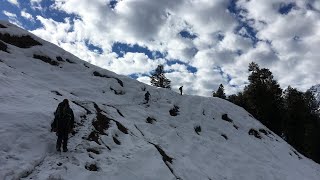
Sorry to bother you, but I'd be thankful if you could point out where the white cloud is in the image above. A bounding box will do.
[30,0,42,3]
[28,0,320,96]
[108,52,166,75]
[235,0,320,92]
[30,0,43,10]
[21,10,34,21]
[3,10,22,27]
[3,10,17,18]
[7,0,19,6]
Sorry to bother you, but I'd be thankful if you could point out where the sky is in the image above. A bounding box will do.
[1,0,320,96]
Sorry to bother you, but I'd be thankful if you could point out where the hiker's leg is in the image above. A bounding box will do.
[56,133,62,151]
[62,132,68,151]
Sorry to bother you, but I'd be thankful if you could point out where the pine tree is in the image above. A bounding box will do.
[228,92,248,110]
[283,87,320,162]
[213,84,226,99]
[150,65,171,89]
[303,90,320,162]
[283,86,306,151]
[227,62,320,163]
[243,62,284,135]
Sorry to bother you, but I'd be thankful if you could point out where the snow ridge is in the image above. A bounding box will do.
[1,21,320,180]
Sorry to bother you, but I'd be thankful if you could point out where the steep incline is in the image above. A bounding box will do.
[1,21,320,180]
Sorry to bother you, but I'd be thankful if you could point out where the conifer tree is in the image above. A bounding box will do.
[150,65,171,89]
[283,86,306,151]
[213,84,226,99]
[228,92,248,110]
[227,62,320,163]
[283,87,320,162]
[243,62,284,135]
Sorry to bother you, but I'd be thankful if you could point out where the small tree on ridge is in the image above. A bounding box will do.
[150,65,171,89]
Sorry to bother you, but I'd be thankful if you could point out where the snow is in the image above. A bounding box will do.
[1,21,320,180]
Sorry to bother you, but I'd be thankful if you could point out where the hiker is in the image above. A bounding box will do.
[145,91,150,104]
[179,86,183,95]
[51,99,74,152]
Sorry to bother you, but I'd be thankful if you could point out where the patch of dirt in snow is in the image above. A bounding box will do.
[292,149,303,160]
[114,120,128,134]
[0,40,9,53]
[221,114,233,123]
[134,124,144,136]
[0,33,42,48]
[56,56,65,62]
[233,124,239,130]
[110,86,125,95]
[95,103,129,135]
[146,117,156,124]
[248,128,262,139]
[194,126,201,135]
[87,148,100,154]
[153,144,173,163]
[33,54,59,66]
[150,143,181,179]
[258,128,272,137]
[66,58,76,64]
[72,101,93,114]
[85,163,99,171]
[0,23,7,28]
[105,105,125,117]
[116,109,124,117]
[113,136,121,145]
[87,131,101,145]
[169,105,180,116]
[221,134,228,140]
[93,71,124,87]
[92,112,110,135]
[51,90,63,96]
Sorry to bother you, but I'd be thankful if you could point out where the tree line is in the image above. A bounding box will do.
[213,62,320,163]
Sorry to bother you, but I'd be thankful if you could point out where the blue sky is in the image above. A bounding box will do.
[1,0,320,96]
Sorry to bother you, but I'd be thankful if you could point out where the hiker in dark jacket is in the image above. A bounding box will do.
[179,86,183,95]
[144,91,150,104]
[51,99,74,152]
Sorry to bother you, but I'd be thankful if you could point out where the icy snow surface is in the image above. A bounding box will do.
[0,21,320,180]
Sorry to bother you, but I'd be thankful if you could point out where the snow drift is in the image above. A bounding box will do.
[0,21,319,180]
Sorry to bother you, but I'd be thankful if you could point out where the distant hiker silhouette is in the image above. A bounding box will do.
[179,86,183,95]
[51,99,74,152]
[144,91,150,104]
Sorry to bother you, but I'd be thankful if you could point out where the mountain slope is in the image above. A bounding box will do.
[0,21,320,180]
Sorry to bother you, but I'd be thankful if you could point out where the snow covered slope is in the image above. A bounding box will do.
[0,21,320,180]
